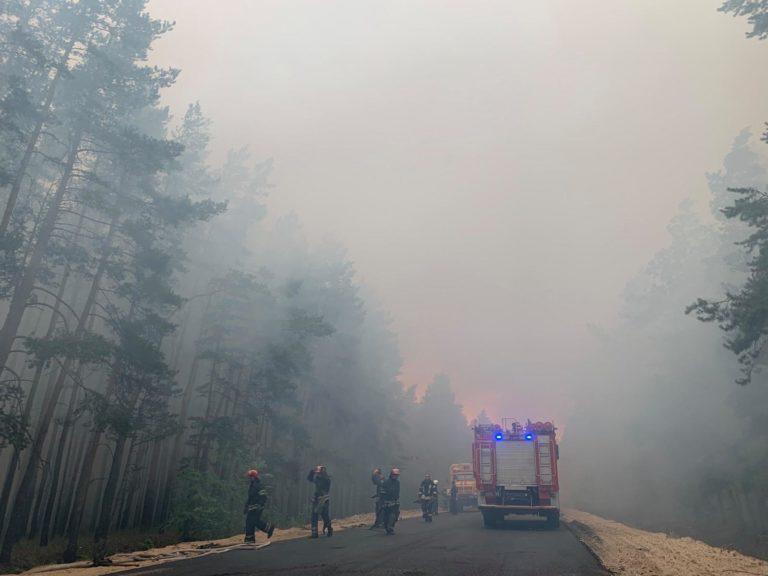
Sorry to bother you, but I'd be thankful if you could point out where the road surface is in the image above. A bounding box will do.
[124,512,610,576]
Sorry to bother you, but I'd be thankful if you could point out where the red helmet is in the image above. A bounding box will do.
[247,469,259,479]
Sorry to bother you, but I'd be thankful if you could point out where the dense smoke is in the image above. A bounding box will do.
[2,0,768,571]
[563,130,768,550]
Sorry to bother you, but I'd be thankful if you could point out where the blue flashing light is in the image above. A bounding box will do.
[494,432,504,441]
[523,433,534,441]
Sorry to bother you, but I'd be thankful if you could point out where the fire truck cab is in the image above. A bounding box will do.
[472,419,560,529]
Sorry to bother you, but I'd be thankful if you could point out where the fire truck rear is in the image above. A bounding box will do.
[449,463,478,510]
[472,419,560,529]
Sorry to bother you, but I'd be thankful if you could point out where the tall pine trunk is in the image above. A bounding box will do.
[91,434,127,565]
[54,428,86,539]
[39,376,80,546]
[27,423,57,540]
[0,215,79,529]
[159,294,211,521]
[61,426,103,562]
[0,202,115,565]
[139,440,162,529]
[0,130,82,384]
[0,41,74,235]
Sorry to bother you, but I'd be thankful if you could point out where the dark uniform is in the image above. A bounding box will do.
[380,472,401,535]
[450,480,459,514]
[370,468,384,529]
[244,477,273,542]
[419,477,438,521]
[307,466,332,538]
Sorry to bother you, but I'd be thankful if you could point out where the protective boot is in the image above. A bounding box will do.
[325,523,333,537]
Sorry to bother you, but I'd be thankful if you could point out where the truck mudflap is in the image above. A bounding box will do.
[479,504,560,529]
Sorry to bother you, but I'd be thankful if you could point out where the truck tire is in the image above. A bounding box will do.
[482,510,500,529]
[545,511,560,530]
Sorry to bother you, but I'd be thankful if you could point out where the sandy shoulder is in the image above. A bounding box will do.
[13,510,422,576]
[564,508,768,576]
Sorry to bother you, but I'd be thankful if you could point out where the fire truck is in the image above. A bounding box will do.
[472,419,560,529]
[448,463,478,511]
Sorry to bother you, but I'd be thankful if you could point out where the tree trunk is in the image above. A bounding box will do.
[160,350,201,512]
[158,292,212,522]
[61,428,103,562]
[131,443,150,530]
[62,266,130,562]
[0,199,116,565]
[139,440,162,529]
[39,378,80,546]
[54,429,86,538]
[0,41,74,236]
[0,130,82,383]
[116,439,137,530]
[91,434,127,565]
[27,420,57,540]
[196,347,220,473]
[129,442,150,530]
[0,244,76,527]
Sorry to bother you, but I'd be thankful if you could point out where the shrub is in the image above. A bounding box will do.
[167,468,243,540]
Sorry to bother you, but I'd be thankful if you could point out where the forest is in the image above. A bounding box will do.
[0,1,470,570]
[563,0,768,551]
[562,126,768,553]
[5,0,768,573]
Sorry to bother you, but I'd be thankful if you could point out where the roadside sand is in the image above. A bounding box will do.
[564,508,768,576]
[11,510,422,576]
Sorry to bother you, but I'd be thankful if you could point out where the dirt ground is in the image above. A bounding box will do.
[564,508,768,576]
[8,510,422,576]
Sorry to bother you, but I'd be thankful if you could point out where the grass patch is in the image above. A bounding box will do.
[4,530,182,574]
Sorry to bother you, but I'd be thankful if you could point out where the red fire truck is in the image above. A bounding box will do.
[472,419,560,529]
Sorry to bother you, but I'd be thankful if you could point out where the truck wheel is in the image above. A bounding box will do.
[482,511,499,529]
[545,511,560,530]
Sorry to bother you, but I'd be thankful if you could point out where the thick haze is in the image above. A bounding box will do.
[147,0,768,423]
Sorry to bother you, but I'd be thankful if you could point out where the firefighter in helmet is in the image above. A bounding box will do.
[370,467,384,529]
[419,473,438,522]
[380,467,401,535]
[307,464,332,538]
[243,469,275,543]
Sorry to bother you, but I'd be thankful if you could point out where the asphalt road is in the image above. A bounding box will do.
[124,511,610,576]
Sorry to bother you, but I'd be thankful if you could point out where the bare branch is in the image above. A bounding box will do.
[32,286,82,321]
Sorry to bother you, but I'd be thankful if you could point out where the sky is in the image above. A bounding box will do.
[146,0,768,424]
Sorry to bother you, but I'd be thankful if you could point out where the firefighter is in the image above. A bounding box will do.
[450,479,459,514]
[380,468,401,535]
[370,467,384,529]
[432,480,440,516]
[307,465,332,538]
[243,469,275,543]
[419,473,438,522]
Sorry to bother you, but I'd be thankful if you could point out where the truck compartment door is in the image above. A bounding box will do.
[495,441,536,488]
